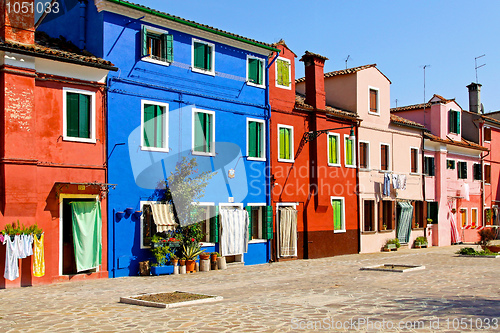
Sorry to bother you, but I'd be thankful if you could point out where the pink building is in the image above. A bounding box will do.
[392,94,487,245]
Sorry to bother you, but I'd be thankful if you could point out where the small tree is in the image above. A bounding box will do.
[478,228,496,250]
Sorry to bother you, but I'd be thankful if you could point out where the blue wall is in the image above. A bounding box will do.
[39,3,272,277]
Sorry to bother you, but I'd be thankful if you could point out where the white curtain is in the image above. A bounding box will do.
[150,203,178,232]
[279,207,297,257]
[449,201,462,244]
[219,208,249,256]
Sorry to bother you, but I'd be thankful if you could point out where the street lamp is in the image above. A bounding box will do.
[303,125,355,143]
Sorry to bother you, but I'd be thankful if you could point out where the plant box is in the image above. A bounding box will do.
[384,243,397,251]
[151,265,175,276]
[414,242,427,248]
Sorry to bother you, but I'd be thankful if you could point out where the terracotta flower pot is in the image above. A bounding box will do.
[179,259,186,266]
[199,254,210,260]
[186,259,196,272]
[210,254,218,262]
[170,259,178,266]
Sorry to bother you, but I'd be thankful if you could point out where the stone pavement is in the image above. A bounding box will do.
[1,245,499,332]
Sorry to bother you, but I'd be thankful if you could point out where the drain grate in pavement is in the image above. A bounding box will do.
[360,264,425,273]
[120,291,223,308]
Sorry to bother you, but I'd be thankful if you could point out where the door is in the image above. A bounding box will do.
[277,206,298,257]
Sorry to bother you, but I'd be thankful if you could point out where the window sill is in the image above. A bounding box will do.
[328,163,341,167]
[142,57,171,67]
[368,111,380,116]
[276,83,292,90]
[412,227,425,231]
[200,242,216,247]
[362,230,377,234]
[334,230,346,234]
[345,164,356,169]
[249,239,267,244]
[247,157,266,162]
[141,146,169,153]
[410,172,419,176]
[278,158,294,163]
[192,150,215,157]
[63,136,96,144]
[247,81,265,89]
[192,67,215,76]
[378,229,394,233]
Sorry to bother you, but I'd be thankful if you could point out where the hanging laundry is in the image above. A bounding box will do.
[24,234,33,257]
[391,174,399,189]
[33,234,45,277]
[383,173,391,196]
[399,174,407,190]
[17,234,27,259]
[219,208,249,256]
[462,183,470,201]
[3,235,20,281]
[0,234,4,243]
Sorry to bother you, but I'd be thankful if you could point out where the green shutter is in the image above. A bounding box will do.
[78,94,90,139]
[154,105,164,148]
[282,61,289,86]
[209,206,219,243]
[143,104,155,147]
[205,44,212,71]
[248,58,257,84]
[194,42,205,70]
[205,113,212,153]
[194,112,204,152]
[456,111,460,134]
[346,138,353,165]
[66,92,79,137]
[164,34,173,62]
[248,121,257,157]
[263,206,273,239]
[257,60,263,85]
[332,200,341,230]
[256,122,262,157]
[245,206,252,240]
[284,128,290,159]
[141,26,148,57]
[329,136,337,164]
[279,128,285,159]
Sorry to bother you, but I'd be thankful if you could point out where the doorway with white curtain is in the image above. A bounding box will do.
[276,203,298,258]
[219,203,245,264]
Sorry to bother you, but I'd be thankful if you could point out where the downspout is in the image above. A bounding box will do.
[265,50,279,262]
[421,129,427,239]
[106,76,115,278]
[79,0,87,50]
[355,122,361,253]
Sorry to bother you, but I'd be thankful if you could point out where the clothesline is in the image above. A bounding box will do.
[1,233,45,281]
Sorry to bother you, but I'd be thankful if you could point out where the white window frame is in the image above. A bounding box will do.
[359,140,370,170]
[247,203,267,243]
[331,196,346,233]
[327,132,341,167]
[344,134,356,168]
[192,108,215,156]
[485,163,491,185]
[276,202,299,257]
[410,146,419,174]
[246,118,266,161]
[368,86,380,115]
[471,207,479,228]
[141,25,171,67]
[246,55,265,89]
[193,202,215,247]
[62,87,96,143]
[140,100,169,152]
[275,56,292,90]
[191,38,215,76]
[459,207,468,229]
[380,143,391,171]
[277,124,294,163]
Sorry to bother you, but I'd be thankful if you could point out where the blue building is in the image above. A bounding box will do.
[39,0,278,277]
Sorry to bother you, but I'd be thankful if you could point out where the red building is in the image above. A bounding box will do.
[269,41,359,260]
[0,1,116,288]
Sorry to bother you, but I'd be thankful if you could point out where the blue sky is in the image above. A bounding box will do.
[43,0,500,112]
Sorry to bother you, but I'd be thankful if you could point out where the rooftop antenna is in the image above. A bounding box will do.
[421,65,431,127]
[475,54,486,83]
[395,99,398,108]
[345,55,350,69]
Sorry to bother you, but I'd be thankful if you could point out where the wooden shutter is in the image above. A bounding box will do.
[205,44,212,71]
[448,110,453,133]
[245,206,252,240]
[485,164,491,184]
[329,135,337,164]
[78,94,90,139]
[391,201,396,230]
[194,42,205,69]
[162,33,173,62]
[359,142,366,168]
[346,138,353,165]
[370,89,377,113]
[381,145,387,170]
[256,60,263,85]
[205,113,212,153]
[263,206,273,239]
[256,122,262,158]
[485,128,492,142]
[248,58,258,84]
[332,200,341,230]
[378,200,384,231]
[66,92,79,137]
[209,206,219,243]
[141,26,148,57]
[143,104,155,147]
[248,121,257,157]
[456,111,460,134]
[155,105,164,148]
[411,149,417,173]
[430,158,435,176]
[411,201,416,228]
[422,201,428,228]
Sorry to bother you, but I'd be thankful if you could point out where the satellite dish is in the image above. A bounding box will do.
[481,103,485,114]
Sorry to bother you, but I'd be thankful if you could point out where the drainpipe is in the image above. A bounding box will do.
[265,50,279,262]
[79,0,87,50]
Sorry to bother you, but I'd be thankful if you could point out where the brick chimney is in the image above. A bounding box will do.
[300,51,328,110]
[0,0,35,44]
[467,82,482,114]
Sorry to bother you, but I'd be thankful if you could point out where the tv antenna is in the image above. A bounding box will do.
[475,54,485,83]
[345,55,350,69]
[420,64,430,127]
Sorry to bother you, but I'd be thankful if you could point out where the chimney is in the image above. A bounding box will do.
[467,82,482,114]
[300,51,328,110]
[0,0,35,44]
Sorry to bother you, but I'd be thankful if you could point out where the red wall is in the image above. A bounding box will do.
[0,68,108,288]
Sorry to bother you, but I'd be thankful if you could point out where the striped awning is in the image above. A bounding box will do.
[150,203,178,232]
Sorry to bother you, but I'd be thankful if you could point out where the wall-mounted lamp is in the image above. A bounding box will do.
[303,125,355,143]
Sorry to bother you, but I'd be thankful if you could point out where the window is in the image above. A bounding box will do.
[424,156,435,176]
[473,163,482,181]
[485,208,492,225]
[471,208,478,228]
[427,201,438,224]
[331,197,345,233]
[447,159,456,169]
[63,88,96,143]
[369,88,379,114]
[449,109,461,134]
[192,109,215,155]
[141,101,168,151]
[328,133,340,166]
[485,164,491,184]
[247,119,265,160]
[278,124,294,162]
[359,141,369,169]
[345,135,355,167]
[484,127,491,142]
[380,144,390,171]
[457,161,467,179]
[379,200,394,230]
[192,39,214,74]
[363,200,375,232]
[412,201,425,229]
[276,57,291,89]
[141,26,173,64]
[247,56,265,87]
[245,205,273,240]
[141,204,157,248]
[460,208,467,228]
[410,148,418,173]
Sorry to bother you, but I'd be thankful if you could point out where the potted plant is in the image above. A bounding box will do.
[478,228,498,251]
[414,236,428,248]
[415,222,420,228]
[210,252,218,262]
[150,239,175,276]
[382,224,387,231]
[427,218,433,224]
[182,243,203,273]
[199,250,210,260]
[170,253,178,266]
[384,238,400,251]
